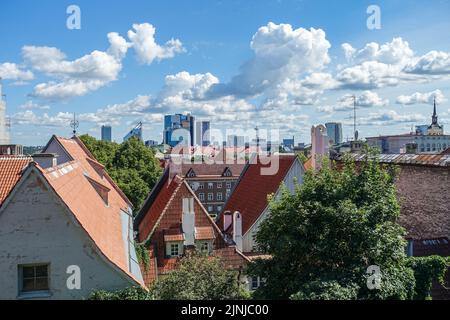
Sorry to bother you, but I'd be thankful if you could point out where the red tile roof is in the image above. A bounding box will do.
[39,136,144,287]
[221,155,298,235]
[0,156,32,205]
[340,153,450,167]
[195,226,215,240]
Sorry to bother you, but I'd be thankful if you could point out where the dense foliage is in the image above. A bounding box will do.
[79,134,162,211]
[89,286,152,300]
[407,256,449,300]
[151,252,249,300]
[248,152,418,300]
[90,253,249,300]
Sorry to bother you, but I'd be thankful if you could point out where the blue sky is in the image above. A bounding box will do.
[1,0,450,145]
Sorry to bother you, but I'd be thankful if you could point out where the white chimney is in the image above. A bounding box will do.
[32,153,58,169]
[223,211,232,231]
[182,197,195,246]
[233,211,243,252]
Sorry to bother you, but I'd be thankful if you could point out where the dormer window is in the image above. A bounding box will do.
[85,175,110,205]
[186,169,196,178]
[222,167,232,177]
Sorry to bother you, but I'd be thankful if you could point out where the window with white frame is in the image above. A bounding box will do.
[250,276,260,290]
[197,241,211,254]
[217,193,223,201]
[199,193,205,201]
[208,193,213,201]
[226,182,232,189]
[19,264,50,294]
[217,182,222,189]
[208,182,214,189]
[199,183,204,189]
[166,242,182,257]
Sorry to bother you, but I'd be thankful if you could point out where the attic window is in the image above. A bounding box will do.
[186,169,196,178]
[222,168,232,177]
[85,175,110,205]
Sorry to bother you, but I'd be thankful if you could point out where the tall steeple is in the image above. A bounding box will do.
[432,97,438,125]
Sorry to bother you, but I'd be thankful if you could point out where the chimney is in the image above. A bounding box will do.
[32,153,58,169]
[233,211,243,252]
[223,210,232,231]
[182,197,195,246]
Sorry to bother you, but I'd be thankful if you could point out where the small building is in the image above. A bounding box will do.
[0,135,145,299]
[219,155,304,254]
[169,162,246,218]
[134,169,249,287]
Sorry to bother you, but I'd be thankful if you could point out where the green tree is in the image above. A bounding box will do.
[248,152,416,300]
[79,135,162,210]
[151,252,250,300]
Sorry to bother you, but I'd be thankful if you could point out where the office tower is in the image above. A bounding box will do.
[195,120,210,146]
[227,135,245,147]
[101,125,112,142]
[123,122,143,142]
[163,114,194,147]
[325,122,343,145]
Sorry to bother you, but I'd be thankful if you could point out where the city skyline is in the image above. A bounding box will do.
[1,0,450,146]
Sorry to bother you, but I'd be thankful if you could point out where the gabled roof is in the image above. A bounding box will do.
[43,135,133,207]
[221,155,299,235]
[26,135,144,287]
[0,156,32,205]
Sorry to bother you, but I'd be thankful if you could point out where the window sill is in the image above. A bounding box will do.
[17,291,52,300]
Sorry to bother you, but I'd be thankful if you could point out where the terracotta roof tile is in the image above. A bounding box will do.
[195,226,215,240]
[39,136,144,287]
[0,156,32,205]
[221,155,298,235]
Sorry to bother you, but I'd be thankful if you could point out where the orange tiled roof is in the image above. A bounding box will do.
[195,226,215,240]
[40,136,144,287]
[0,156,32,205]
[221,155,298,235]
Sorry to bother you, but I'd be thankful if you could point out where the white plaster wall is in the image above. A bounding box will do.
[242,159,304,252]
[0,171,135,300]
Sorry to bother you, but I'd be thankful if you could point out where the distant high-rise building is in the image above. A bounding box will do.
[0,79,10,145]
[282,137,295,150]
[163,114,194,147]
[195,120,210,146]
[123,122,143,142]
[325,122,343,145]
[227,135,245,147]
[101,125,112,142]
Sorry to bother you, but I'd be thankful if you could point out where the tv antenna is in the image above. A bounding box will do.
[70,113,79,136]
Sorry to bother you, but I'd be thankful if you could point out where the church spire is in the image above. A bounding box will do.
[432,97,438,125]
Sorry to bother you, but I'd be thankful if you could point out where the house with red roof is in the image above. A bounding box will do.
[134,167,250,287]
[219,155,304,253]
[0,135,144,299]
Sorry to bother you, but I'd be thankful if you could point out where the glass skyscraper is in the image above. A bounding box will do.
[101,125,112,142]
[163,114,194,147]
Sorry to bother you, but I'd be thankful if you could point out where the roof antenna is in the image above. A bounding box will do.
[70,112,79,136]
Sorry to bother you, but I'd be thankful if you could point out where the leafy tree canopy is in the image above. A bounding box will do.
[248,152,417,300]
[151,252,250,300]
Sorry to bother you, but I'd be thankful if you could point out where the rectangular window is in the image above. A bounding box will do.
[217,182,222,189]
[199,193,205,201]
[208,206,213,212]
[19,264,50,293]
[200,242,210,253]
[251,276,260,290]
[208,182,213,189]
[226,182,232,189]
[208,193,214,201]
[217,193,223,201]
[170,243,180,257]
[199,183,204,189]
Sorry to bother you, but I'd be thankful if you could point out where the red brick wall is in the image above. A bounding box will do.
[396,165,450,240]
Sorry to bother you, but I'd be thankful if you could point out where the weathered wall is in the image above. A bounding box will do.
[396,165,450,240]
[0,171,133,299]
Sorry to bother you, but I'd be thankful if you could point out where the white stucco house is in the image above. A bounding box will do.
[0,135,144,299]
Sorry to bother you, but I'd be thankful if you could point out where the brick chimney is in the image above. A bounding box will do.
[233,211,243,252]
